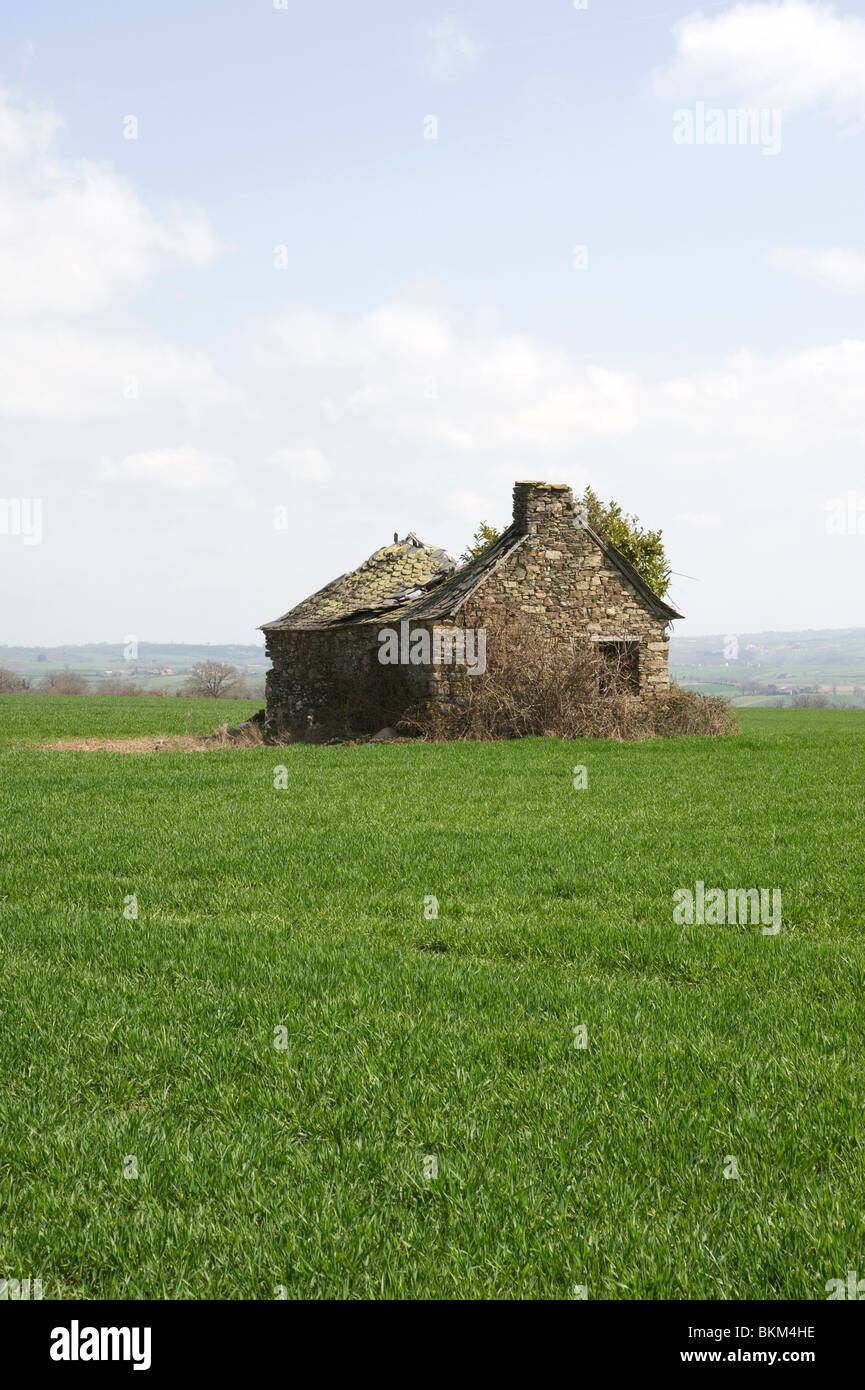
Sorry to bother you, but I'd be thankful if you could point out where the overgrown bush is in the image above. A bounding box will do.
[94,680,149,696]
[0,667,30,692]
[645,683,740,738]
[38,670,88,695]
[400,618,738,742]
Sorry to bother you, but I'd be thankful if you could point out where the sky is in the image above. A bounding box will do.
[1,0,864,645]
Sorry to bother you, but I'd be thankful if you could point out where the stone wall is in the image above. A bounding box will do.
[264,625,428,729]
[468,482,671,696]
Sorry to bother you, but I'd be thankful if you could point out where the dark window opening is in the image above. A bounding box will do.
[598,640,640,695]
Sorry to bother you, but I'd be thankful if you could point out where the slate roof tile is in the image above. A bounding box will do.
[261,532,457,631]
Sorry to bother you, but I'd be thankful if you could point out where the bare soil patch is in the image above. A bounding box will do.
[41,735,223,753]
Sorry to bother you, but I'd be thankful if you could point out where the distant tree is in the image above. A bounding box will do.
[0,667,30,692]
[95,680,146,696]
[575,486,671,598]
[39,669,87,694]
[182,661,248,698]
[460,521,502,564]
[792,693,829,708]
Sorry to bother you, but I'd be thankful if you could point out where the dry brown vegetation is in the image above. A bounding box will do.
[400,618,738,742]
[37,670,88,695]
[94,680,150,696]
[41,722,268,753]
[0,667,30,693]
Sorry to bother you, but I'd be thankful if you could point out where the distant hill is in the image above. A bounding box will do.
[0,643,269,695]
[670,628,865,707]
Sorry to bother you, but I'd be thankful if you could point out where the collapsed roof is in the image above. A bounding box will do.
[261,533,457,631]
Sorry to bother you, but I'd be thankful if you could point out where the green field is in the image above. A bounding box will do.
[1,696,863,1299]
[0,695,261,747]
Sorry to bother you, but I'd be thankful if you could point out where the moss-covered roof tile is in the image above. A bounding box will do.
[261,532,457,631]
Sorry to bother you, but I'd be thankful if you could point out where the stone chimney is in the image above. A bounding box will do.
[512,481,574,537]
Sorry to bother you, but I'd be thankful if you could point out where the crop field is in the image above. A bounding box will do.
[0,695,261,748]
[1,696,863,1299]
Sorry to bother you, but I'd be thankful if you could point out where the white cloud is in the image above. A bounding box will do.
[102,446,234,489]
[267,447,330,482]
[0,90,221,318]
[769,245,865,291]
[270,302,641,451]
[0,89,233,420]
[267,301,865,461]
[674,512,723,527]
[653,1,865,123]
[0,90,61,163]
[0,323,237,420]
[421,18,484,83]
[445,488,502,523]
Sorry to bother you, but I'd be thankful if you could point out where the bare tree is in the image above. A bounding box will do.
[39,669,88,694]
[95,680,147,696]
[0,667,30,692]
[182,661,248,698]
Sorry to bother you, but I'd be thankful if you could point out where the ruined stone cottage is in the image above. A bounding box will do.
[261,480,683,729]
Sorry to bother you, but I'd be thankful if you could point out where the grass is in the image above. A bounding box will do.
[0,696,863,1299]
[0,694,261,747]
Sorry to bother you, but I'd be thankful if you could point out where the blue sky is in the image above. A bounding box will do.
[1,0,864,643]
